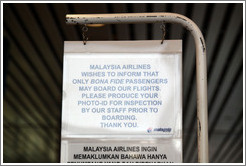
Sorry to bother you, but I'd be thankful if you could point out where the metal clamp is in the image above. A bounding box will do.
[160,22,166,44]
[81,24,88,45]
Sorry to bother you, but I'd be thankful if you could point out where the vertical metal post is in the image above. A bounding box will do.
[65,13,209,163]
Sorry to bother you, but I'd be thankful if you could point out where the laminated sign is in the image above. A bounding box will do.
[61,40,182,163]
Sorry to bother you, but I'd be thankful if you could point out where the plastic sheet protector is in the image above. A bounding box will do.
[61,40,182,163]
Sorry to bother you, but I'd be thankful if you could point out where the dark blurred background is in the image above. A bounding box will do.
[3,3,243,163]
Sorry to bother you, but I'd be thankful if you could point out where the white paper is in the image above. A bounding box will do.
[61,40,182,163]
[61,138,182,163]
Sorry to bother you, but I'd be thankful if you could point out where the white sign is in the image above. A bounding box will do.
[61,41,182,163]
[61,138,182,163]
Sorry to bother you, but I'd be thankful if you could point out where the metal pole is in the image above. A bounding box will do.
[65,12,209,163]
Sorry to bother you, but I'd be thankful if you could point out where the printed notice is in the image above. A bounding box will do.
[61,41,183,163]
[61,138,182,163]
[62,52,181,135]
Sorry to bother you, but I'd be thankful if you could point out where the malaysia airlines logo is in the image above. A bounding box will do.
[147,127,152,133]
